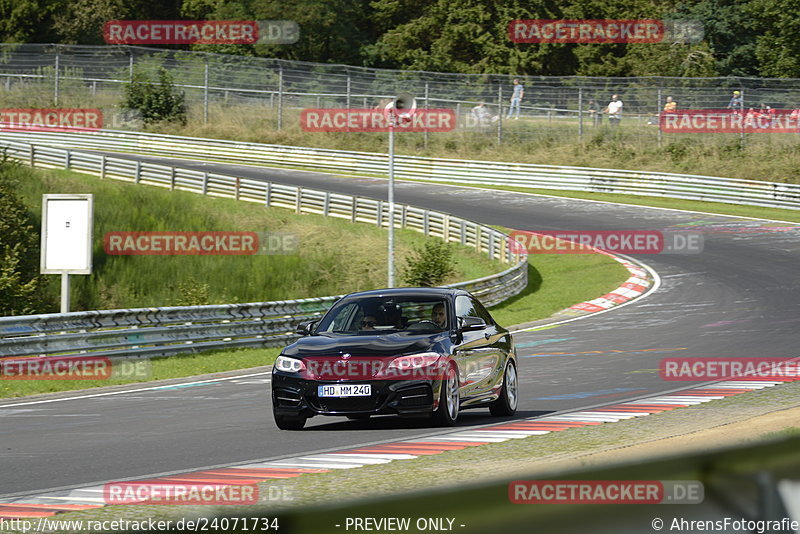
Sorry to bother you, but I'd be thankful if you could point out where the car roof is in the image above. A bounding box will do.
[340,287,467,300]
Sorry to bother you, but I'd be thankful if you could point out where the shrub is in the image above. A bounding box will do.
[123,68,187,125]
[400,240,456,287]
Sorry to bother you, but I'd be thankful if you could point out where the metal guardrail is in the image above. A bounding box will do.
[0,138,527,359]
[2,129,798,210]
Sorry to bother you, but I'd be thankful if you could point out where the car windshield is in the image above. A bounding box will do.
[315,296,449,334]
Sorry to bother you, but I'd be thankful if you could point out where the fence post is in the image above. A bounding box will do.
[657,88,663,147]
[277,64,284,130]
[497,84,503,145]
[203,56,209,125]
[129,50,134,83]
[578,87,584,140]
[346,74,351,109]
[424,82,430,149]
[53,48,60,105]
[740,89,746,149]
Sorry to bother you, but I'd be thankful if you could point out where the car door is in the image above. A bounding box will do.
[452,295,498,402]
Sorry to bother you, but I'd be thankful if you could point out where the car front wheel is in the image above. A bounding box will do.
[432,365,459,426]
[490,361,518,417]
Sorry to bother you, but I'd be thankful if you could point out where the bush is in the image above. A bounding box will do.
[0,154,48,315]
[123,68,187,125]
[400,240,456,287]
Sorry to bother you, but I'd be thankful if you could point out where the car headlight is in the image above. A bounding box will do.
[379,352,445,379]
[274,355,306,373]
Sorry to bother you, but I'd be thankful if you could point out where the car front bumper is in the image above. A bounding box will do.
[272,373,439,418]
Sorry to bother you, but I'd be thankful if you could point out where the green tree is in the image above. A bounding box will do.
[0,156,47,316]
[749,0,800,77]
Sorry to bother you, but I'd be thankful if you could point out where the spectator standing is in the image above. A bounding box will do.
[507,78,524,120]
[604,94,623,127]
[663,96,677,113]
[727,90,743,113]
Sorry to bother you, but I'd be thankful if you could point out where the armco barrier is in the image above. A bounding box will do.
[0,139,526,359]
[1,129,798,210]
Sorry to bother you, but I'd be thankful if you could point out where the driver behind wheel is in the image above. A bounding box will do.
[431,303,447,329]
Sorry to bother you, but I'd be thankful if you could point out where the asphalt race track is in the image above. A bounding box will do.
[2,153,799,499]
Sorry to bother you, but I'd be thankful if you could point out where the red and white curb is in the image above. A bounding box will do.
[2,378,796,518]
[566,253,652,315]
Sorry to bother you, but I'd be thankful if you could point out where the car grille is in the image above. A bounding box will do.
[313,395,386,413]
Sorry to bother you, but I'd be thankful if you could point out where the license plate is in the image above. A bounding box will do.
[318,384,371,397]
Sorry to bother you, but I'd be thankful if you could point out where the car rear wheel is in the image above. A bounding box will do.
[489,361,518,417]
[432,365,459,426]
[273,410,307,430]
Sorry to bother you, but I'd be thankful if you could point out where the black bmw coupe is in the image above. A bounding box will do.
[271,287,517,430]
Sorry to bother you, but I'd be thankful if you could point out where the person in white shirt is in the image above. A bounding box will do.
[604,94,623,127]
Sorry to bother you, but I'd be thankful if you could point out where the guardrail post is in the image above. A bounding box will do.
[377,200,383,227]
[265,182,271,206]
[295,186,302,213]
[100,155,106,179]
[351,198,357,223]
[489,232,496,259]
[235,177,240,201]
[401,205,407,228]
[170,167,176,190]
[460,220,467,245]
[135,160,141,183]
[423,210,430,235]
[476,226,482,252]
[443,213,450,242]
[65,149,70,170]
[29,145,35,167]
[202,172,208,194]
[323,191,330,216]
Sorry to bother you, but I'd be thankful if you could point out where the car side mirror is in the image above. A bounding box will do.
[458,316,486,331]
[296,320,317,336]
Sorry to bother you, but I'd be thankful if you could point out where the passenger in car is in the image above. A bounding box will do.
[431,303,447,329]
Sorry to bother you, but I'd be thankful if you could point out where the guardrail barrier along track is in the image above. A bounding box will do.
[0,138,527,360]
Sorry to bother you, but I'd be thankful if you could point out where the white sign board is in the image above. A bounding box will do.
[41,194,93,274]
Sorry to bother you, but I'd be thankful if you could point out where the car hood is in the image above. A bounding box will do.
[282,332,445,358]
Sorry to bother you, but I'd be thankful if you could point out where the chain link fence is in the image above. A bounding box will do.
[3,43,800,145]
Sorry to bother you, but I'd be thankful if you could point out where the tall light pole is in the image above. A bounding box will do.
[384,94,416,288]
